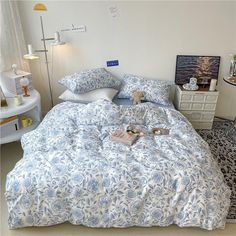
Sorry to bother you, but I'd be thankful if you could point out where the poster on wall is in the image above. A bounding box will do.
[175,55,221,85]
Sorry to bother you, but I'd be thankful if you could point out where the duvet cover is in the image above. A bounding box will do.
[5,99,230,229]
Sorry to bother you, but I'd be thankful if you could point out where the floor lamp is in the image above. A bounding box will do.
[23,3,65,108]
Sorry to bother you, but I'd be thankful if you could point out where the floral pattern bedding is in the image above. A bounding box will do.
[5,99,230,230]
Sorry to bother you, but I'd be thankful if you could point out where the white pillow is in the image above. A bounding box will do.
[59,88,118,103]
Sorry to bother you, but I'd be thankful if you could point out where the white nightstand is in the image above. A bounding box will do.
[0,89,41,144]
[174,85,219,129]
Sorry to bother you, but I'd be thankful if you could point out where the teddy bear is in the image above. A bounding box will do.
[131,90,145,105]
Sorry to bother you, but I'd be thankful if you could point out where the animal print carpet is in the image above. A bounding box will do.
[197,121,236,222]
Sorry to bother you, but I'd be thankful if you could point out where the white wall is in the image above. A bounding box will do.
[18,1,236,118]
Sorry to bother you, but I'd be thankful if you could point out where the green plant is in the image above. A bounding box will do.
[234,54,236,61]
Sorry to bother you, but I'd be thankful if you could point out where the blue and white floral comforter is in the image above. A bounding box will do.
[5,99,230,230]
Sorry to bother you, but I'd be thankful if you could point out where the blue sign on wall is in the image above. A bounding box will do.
[106,60,119,67]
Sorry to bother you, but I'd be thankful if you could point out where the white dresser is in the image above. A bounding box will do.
[174,85,219,129]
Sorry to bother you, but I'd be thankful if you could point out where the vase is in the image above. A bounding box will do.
[229,59,236,77]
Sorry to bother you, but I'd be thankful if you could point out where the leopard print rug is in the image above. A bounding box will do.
[197,121,236,222]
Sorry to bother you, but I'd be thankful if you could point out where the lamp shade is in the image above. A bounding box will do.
[33,3,47,11]
[24,44,39,60]
[20,77,29,87]
[51,31,66,46]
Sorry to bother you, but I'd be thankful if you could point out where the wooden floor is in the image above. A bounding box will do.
[1,142,236,236]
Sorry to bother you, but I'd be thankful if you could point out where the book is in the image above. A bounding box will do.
[0,116,18,125]
[112,130,139,146]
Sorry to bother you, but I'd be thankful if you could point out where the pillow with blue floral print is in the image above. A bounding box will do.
[118,74,172,105]
[59,68,121,94]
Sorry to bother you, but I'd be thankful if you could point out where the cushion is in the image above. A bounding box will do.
[58,68,121,94]
[59,88,118,103]
[117,74,172,105]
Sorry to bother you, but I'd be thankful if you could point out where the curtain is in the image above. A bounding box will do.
[0,0,29,72]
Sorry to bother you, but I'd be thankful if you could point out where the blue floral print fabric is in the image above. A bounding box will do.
[58,68,121,94]
[117,74,172,105]
[5,99,230,230]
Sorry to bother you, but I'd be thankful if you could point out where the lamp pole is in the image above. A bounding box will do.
[39,15,53,108]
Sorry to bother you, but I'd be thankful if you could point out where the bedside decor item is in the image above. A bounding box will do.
[21,116,33,128]
[13,95,23,106]
[11,64,18,75]
[182,76,199,91]
[209,79,217,91]
[1,70,33,95]
[23,2,66,108]
[229,54,236,77]
[175,55,220,86]
[20,77,30,97]
[0,86,8,107]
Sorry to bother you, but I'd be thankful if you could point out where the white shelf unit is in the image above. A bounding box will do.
[174,85,219,129]
[0,90,41,144]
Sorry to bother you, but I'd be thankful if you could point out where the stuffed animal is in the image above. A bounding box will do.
[131,90,145,105]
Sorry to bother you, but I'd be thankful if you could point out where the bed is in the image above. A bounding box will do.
[5,98,230,230]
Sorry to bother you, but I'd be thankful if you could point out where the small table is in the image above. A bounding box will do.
[223,77,236,143]
[223,76,236,86]
[0,89,41,144]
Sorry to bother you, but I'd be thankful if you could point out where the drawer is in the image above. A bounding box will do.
[180,102,191,110]
[192,93,205,102]
[182,111,201,120]
[205,95,218,103]
[204,103,216,110]
[181,94,192,101]
[181,111,215,122]
[192,103,203,110]
[202,113,214,121]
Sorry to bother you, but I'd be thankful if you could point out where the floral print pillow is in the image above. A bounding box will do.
[59,68,121,94]
[117,74,172,105]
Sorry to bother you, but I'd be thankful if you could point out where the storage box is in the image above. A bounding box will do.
[0,117,19,137]
[1,70,33,95]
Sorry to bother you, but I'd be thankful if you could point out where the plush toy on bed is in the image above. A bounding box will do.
[131,90,145,105]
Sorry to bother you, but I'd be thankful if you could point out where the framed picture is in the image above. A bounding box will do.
[175,55,221,85]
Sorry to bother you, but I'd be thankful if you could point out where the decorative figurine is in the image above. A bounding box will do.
[11,64,18,75]
[20,77,30,97]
